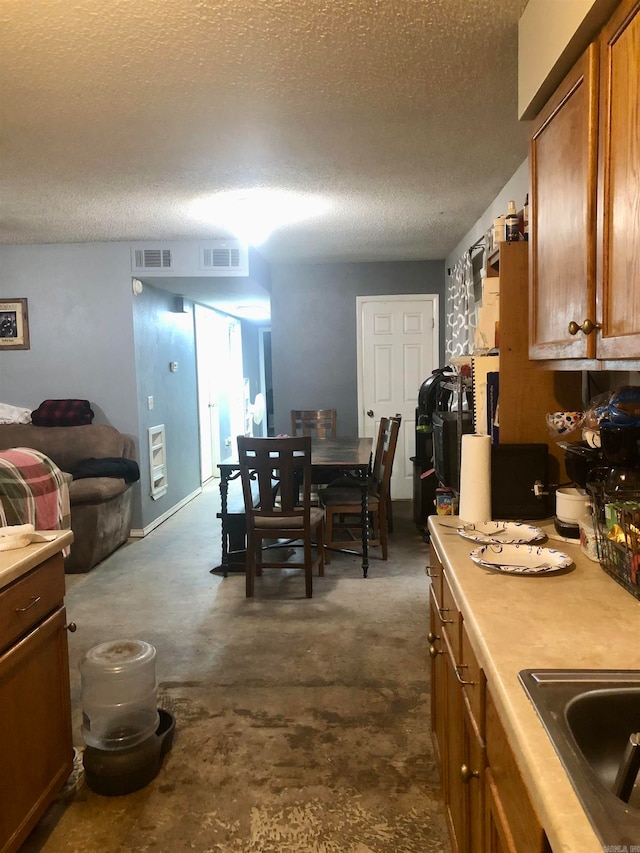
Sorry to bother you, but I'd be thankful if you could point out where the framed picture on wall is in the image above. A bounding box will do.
[0,298,30,350]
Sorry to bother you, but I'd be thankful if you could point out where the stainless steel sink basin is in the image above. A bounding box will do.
[519,669,640,848]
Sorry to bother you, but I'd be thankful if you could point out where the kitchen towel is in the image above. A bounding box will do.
[459,433,492,523]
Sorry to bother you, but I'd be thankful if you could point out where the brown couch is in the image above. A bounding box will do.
[0,423,136,572]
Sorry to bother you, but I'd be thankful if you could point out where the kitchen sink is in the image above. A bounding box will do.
[519,669,640,848]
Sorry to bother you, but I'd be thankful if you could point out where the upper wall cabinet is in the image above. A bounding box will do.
[529,0,640,367]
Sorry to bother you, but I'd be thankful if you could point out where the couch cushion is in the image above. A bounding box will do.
[69,476,129,505]
[0,424,131,472]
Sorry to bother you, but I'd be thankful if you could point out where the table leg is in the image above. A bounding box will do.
[219,472,230,578]
[361,473,369,578]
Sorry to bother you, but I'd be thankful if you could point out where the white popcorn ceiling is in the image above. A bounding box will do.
[0,0,530,263]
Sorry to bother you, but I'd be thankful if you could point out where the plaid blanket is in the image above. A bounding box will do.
[31,398,94,426]
[0,449,71,542]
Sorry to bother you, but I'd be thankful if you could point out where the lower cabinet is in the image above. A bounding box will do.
[428,544,550,853]
[0,553,74,853]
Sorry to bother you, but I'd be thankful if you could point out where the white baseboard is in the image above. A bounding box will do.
[129,487,203,538]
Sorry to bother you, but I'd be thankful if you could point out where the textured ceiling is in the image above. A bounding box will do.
[0,0,530,264]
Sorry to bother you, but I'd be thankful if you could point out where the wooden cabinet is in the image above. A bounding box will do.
[428,543,486,853]
[529,0,640,366]
[0,553,73,853]
[485,242,582,486]
[428,544,548,853]
[485,690,551,853]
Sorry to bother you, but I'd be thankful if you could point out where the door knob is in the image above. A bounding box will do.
[367,409,374,417]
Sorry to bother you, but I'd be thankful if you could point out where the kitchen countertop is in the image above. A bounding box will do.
[0,529,74,589]
[428,515,640,853]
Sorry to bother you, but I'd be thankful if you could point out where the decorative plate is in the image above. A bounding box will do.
[470,544,573,575]
[457,521,546,545]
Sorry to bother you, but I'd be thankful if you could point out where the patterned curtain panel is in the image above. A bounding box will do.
[445,253,475,359]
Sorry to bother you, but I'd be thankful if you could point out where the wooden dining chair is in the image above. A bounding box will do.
[290,408,338,489]
[237,435,325,598]
[319,415,400,563]
[290,409,337,438]
[320,414,401,529]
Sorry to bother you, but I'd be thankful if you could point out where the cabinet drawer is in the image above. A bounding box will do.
[0,554,65,653]
[441,572,461,662]
[461,621,486,733]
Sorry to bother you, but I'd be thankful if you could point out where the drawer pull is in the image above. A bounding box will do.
[460,764,480,783]
[16,596,41,612]
[429,644,443,659]
[66,621,77,633]
[438,607,454,624]
[455,664,476,686]
[426,569,439,579]
[427,631,439,643]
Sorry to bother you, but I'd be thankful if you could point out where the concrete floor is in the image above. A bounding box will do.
[22,487,450,852]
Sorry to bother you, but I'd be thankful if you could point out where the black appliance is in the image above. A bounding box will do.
[412,368,457,528]
[431,410,473,491]
[491,443,551,519]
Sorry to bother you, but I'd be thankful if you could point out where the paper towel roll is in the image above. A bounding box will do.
[458,434,492,523]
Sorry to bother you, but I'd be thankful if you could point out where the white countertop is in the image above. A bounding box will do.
[428,516,640,853]
[0,530,74,588]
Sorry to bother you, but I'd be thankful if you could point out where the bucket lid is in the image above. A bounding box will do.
[80,640,156,674]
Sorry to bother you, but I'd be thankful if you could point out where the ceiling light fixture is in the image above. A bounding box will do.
[189,188,331,246]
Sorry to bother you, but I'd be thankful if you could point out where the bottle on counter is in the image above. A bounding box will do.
[505,200,519,242]
[492,215,506,250]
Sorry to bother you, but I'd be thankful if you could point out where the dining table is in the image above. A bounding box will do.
[214,436,374,578]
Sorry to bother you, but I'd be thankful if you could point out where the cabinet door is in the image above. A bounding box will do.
[0,608,73,853]
[444,644,465,853]
[484,768,518,853]
[529,44,599,360]
[596,0,640,359]
[429,590,446,769]
[462,696,485,851]
[485,691,550,853]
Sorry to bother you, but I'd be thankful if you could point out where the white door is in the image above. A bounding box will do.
[357,295,439,500]
[195,305,226,483]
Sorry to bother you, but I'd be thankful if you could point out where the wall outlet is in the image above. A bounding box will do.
[147,395,154,410]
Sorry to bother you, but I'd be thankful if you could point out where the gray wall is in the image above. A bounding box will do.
[0,242,139,434]
[0,243,205,531]
[132,284,201,528]
[269,260,446,436]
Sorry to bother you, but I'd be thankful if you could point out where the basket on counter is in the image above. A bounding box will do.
[587,481,640,601]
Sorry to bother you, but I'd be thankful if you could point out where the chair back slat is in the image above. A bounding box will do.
[237,435,311,522]
[374,415,401,500]
[290,409,337,439]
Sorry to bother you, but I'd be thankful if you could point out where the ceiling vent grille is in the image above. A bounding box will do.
[132,247,173,271]
[199,240,248,275]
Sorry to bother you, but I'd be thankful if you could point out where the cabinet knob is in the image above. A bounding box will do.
[65,621,77,633]
[428,644,443,659]
[460,764,480,783]
[568,318,601,336]
[427,631,439,644]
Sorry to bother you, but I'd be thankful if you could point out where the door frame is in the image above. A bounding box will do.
[356,294,440,435]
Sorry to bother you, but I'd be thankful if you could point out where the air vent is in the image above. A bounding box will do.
[132,247,173,271]
[199,240,248,275]
[202,246,240,269]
